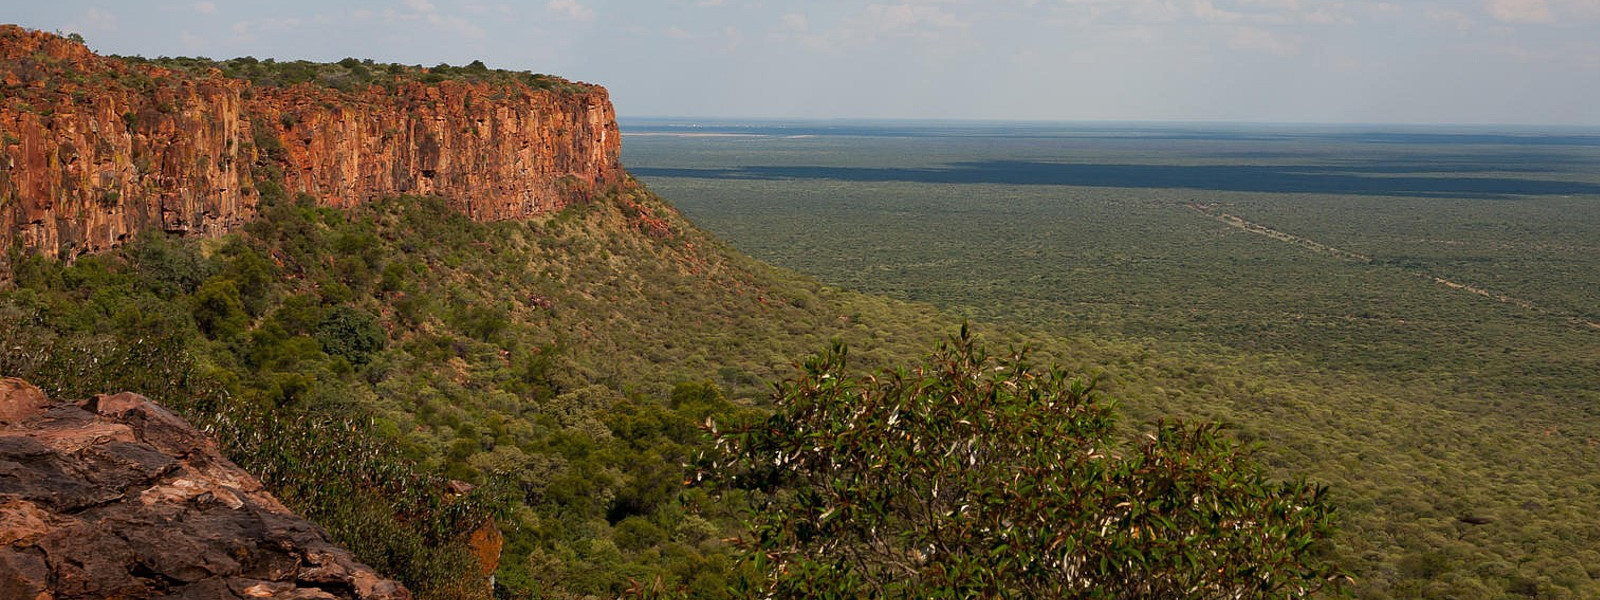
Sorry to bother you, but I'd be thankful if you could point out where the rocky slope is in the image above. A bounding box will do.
[0,25,621,276]
[0,377,412,599]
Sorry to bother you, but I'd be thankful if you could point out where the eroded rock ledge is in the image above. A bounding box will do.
[0,378,410,600]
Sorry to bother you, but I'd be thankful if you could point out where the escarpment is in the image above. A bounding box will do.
[0,25,621,277]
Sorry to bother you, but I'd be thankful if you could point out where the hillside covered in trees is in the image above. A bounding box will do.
[0,168,1345,597]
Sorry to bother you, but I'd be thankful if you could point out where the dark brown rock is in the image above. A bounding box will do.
[0,378,410,599]
[0,546,51,600]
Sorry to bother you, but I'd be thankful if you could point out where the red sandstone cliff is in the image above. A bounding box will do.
[0,25,621,277]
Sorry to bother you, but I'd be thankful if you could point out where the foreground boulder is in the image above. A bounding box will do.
[0,377,410,599]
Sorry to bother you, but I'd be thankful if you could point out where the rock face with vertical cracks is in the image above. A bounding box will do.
[0,377,412,599]
[0,25,622,278]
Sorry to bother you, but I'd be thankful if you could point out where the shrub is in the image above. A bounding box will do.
[191,277,249,339]
[314,305,386,366]
[698,328,1344,599]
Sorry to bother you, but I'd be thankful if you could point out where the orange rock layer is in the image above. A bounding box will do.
[0,25,621,276]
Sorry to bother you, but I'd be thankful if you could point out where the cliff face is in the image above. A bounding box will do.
[0,25,621,276]
[0,378,412,599]
[264,79,618,219]
[0,27,257,272]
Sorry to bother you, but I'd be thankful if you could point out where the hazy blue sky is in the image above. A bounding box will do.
[11,1,1600,125]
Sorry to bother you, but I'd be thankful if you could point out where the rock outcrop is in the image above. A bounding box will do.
[0,377,411,599]
[0,25,622,277]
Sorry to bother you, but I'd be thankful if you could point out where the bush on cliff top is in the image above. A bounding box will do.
[117,53,591,94]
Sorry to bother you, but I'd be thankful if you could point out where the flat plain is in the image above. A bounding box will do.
[624,120,1600,599]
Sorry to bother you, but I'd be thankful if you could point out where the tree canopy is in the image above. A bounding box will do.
[698,328,1344,599]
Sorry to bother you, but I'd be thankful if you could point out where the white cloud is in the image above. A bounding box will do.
[1189,0,1313,24]
[859,3,967,32]
[1228,25,1300,55]
[789,3,968,51]
[1127,0,1188,23]
[1196,0,1267,23]
[427,14,486,39]
[179,30,208,49]
[229,17,303,42]
[1049,0,1363,27]
[366,1,485,39]
[1052,0,1357,25]
[67,7,118,33]
[1485,0,1554,23]
[1237,0,1301,9]
[1188,0,1368,25]
[1192,0,1252,23]
[461,2,512,15]
[1426,7,1474,30]
[1301,7,1355,25]
[1096,25,1160,44]
[88,7,117,29]
[781,13,808,31]
[665,25,693,39]
[192,2,217,15]
[722,25,744,48]
[548,0,595,20]
[696,0,726,6]
[1548,0,1600,20]
[1496,43,1537,60]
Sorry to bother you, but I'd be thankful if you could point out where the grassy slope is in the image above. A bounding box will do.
[0,177,965,598]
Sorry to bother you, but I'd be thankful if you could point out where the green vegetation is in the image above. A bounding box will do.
[6,27,586,102]
[118,53,589,93]
[8,30,1494,598]
[10,33,1591,593]
[9,123,1596,595]
[1,152,1360,597]
[0,172,973,597]
[699,329,1342,599]
[0,234,503,598]
[626,124,1600,599]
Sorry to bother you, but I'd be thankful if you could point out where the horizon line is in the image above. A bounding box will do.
[618,116,1600,132]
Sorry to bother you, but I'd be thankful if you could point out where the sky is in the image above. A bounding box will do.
[10,0,1600,125]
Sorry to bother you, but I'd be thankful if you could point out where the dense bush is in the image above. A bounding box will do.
[0,251,502,600]
[118,53,590,94]
[700,330,1343,598]
[0,182,922,598]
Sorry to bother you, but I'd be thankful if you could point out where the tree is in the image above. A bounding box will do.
[696,328,1343,599]
[313,305,385,366]
[191,278,249,339]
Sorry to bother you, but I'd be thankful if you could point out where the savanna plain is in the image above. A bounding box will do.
[624,120,1600,599]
